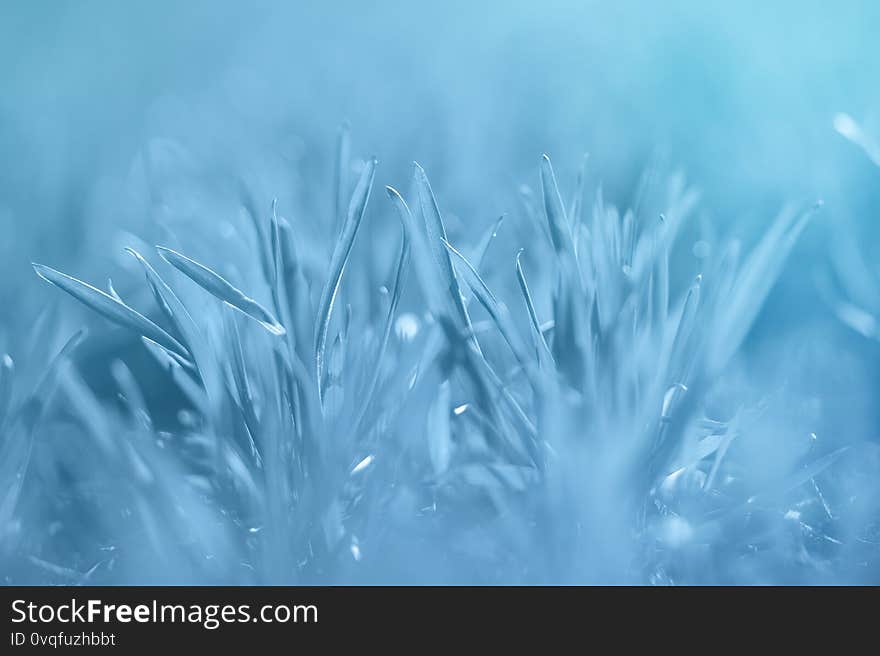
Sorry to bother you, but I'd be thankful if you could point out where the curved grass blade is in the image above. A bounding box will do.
[569,152,589,231]
[385,185,445,316]
[315,157,376,405]
[540,154,574,258]
[472,215,505,272]
[268,200,296,350]
[107,278,123,303]
[413,162,480,352]
[239,183,273,283]
[443,238,530,370]
[33,264,188,359]
[228,313,262,466]
[351,207,410,433]
[515,250,553,366]
[127,247,229,412]
[125,248,195,348]
[0,354,13,427]
[333,121,352,234]
[666,274,701,386]
[708,202,818,373]
[269,198,282,290]
[278,219,316,363]
[2,330,85,528]
[156,246,286,336]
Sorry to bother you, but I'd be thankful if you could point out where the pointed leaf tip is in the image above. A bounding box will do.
[33,262,189,358]
[156,245,286,336]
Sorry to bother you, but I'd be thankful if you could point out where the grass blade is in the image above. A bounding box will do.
[125,247,197,351]
[385,185,446,317]
[351,201,410,433]
[33,263,188,358]
[540,154,575,258]
[2,330,84,528]
[413,162,480,352]
[471,214,505,272]
[315,157,376,405]
[156,246,286,336]
[708,202,818,373]
[0,355,13,427]
[515,250,553,366]
[333,121,352,234]
[443,238,530,370]
[228,313,262,466]
[666,274,701,386]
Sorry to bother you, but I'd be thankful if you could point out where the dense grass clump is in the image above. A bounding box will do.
[2,133,877,585]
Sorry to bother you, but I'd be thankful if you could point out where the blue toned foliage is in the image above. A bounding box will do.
[1,1,879,584]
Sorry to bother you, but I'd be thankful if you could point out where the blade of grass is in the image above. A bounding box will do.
[666,275,701,386]
[333,121,352,235]
[413,162,481,353]
[33,264,188,359]
[515,250,554,367]
[2,330,85,527]
[442,237,530,371]
[156,246,286,336]
[125,247,197,352]
[471,215,505,272]
[351,214,410,434]
[708,202,818,373]
[540,154,575,259]
[0,355,13,427]
[228,312,262,466]
[315,157,376,406]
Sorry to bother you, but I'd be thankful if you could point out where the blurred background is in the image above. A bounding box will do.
[1,0,879,582]
[3,0,880,435]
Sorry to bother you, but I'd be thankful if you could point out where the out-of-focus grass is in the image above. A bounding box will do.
[1,2,880,584]
[2,140,875,584]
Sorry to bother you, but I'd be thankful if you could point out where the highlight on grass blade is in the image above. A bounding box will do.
[315,156,376,406]
[515,249,553,365]
[351,192,411,433]
[540,154,574,258]
[413,162,481,353]
[442,237,530,370]
[33,263,189,359]
[125,247,195,347]
[156,246,286,336]
[707,201,818,373]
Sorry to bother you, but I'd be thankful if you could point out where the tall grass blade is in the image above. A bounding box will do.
[156,246,286,336]
[472,215,505,272]
[2,330,84,529]
[315,157,376,405]
[0,355,13,427]
[125,247,196,351]
[385,185,445,316]
[351,210,410,433]
[666,274,701,386]
[413,162,481,352]
[515,250,553,366]
[540,154,574,258]
[228,313,262,465]
[708,203,817,372]
[33,264,188,359]
[333,121,352,234]
[443,238,530,370]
